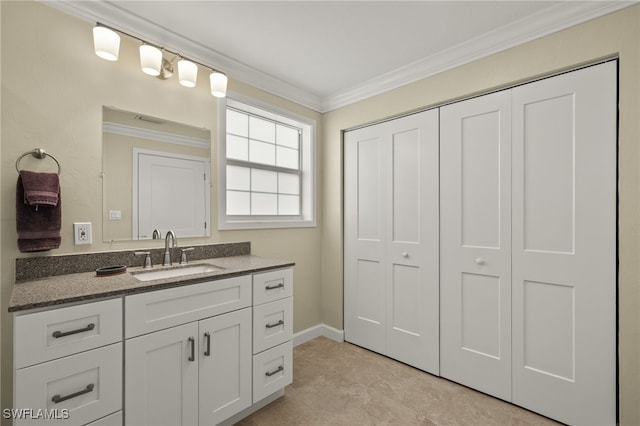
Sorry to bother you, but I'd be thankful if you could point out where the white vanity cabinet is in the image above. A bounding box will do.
[124,270,293,425]
[251,269,293,402]
[13,298,123,426]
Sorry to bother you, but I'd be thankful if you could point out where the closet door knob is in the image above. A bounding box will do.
[402,252,409,258]
[475,258,485,265]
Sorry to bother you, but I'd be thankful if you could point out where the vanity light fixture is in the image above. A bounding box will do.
[92,22,228,97]
[178,58,198,88]
[92,25,120,61]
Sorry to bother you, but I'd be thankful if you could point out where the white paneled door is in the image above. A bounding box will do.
[440,89,513,401]
[511,61,617,425]
[344,109,440,374]
[440,61,616,426]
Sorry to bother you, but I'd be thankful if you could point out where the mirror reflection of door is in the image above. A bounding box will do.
[134,149,210,239]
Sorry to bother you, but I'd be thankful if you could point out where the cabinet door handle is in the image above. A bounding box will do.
[204,332,211,357]
[265,365,284,377]
[265,320,285,329]
[52,323,95,338]
[188,337,195,362]
[51,384,94,404]
[265,282,284,291]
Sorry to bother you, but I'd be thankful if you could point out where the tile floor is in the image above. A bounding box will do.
[236,336,560,425]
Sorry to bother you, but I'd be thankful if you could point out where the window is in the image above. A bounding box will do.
[219,96,316,229]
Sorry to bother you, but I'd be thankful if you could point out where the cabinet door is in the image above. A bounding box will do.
[344,109,440,373]
[511,61,617,425]
[125,323,198,426]
[199,308,251,425]
[440,90,512,401]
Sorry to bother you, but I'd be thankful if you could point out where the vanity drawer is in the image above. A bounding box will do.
[252,341,293,403]
[252,297,293,354]
[14,298,122,369]
[252,268,293,305]
[14,343,122,426]
[125,275,251,338]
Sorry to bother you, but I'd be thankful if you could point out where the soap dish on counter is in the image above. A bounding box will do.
[95,265,127,277]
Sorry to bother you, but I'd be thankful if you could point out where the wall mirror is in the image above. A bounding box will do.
[102,106,211,242]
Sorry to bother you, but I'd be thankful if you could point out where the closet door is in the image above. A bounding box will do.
[511,61,617,426]
[440,90,512,400]
[344,109,439,373]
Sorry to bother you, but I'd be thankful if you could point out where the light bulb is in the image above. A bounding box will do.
[139,44,162,76]
[93,26,120,61]
[178,59,198,88]
[210,71,228,98]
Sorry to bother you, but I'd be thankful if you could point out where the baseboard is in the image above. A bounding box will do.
[293,323,344,347]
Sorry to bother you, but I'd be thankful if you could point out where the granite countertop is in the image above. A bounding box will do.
[9,255,294,312]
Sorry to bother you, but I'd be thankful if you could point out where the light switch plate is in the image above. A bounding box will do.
[73,222,92,245]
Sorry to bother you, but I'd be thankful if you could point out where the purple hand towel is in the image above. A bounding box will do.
[16,171,62,252]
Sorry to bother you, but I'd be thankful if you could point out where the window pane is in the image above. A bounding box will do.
[277,125,299,149]
[249,140,276,165]
[227,109,248,137]
[251,193,277,215]
[251,169,278,193]
[279,195,300,215]
[227,166,250,191]
[278,173,300,195]
[227,134,248,161]
[249,116,275,143]
[227,190,250,215]
[276,146,299,169]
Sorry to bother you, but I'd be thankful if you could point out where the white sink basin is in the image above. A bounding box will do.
[132,263,223,282]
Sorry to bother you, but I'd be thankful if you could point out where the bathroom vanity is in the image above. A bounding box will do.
[8,242,294,426]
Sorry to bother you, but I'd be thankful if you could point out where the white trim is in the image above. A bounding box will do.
[218,94,317,230]
[43,1,632,113]
[321,1,635,111]
[293,324,345,347]
[218,389,284,426]
[103,122,210,149]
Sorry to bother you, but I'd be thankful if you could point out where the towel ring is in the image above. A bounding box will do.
[15,148,61,175]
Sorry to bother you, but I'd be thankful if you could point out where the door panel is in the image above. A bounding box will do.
[345,130,386,353]
[440,90,512,400]
[199,308,251,425]
[512,61,617,426]
[345,109,439,374]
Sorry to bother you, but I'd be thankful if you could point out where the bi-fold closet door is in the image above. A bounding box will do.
[440,61,617,425]
[344,109,440,375]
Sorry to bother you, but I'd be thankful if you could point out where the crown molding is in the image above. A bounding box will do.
[321,1,635,112]
[103,122,210,149]
[40,0,325,112]
[43,1,635,114]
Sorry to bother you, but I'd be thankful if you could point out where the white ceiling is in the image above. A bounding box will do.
[51,1,634,112]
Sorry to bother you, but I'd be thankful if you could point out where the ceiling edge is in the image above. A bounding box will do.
[40,0,325,112]
[41,0,635,114]
[320,1,635,112]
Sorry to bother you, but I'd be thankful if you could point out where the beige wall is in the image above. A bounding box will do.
[0,1,322,415]
[323,5,640,424]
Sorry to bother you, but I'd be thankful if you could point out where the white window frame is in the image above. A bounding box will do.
[218,93,316,230]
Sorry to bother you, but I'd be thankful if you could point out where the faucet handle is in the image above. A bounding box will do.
[180,247,194,265]
[134,251,152,268]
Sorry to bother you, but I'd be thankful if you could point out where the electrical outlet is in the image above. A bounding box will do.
[73,222,92,245]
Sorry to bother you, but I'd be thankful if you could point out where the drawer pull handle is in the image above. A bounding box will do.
[265,282,284,291]
[266,320,285,329]
[51,384,94,404]
[204,332,211,357]
[188,337,195,361]
[265,365,284,377]
[52,323,95,338]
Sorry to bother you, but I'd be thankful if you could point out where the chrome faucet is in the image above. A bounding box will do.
[163,230,177,266]
[152,229,161,239]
